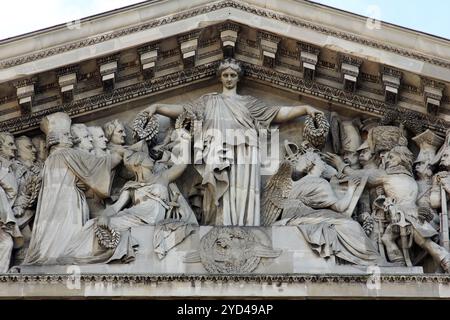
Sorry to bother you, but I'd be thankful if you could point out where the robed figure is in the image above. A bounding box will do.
[24,113,122,265]
[142,59,322,226]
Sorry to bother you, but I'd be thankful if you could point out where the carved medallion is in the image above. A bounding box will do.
[186,227,281,274]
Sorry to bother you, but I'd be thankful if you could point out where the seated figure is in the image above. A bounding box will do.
[59,129,193,264]
[267,150,386,266]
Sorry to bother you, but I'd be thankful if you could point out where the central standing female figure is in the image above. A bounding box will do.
[144,59,322,226]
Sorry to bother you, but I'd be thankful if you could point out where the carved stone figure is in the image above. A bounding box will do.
[430,130,450,251]
[0,132,23,272]
[15,136,38,169]
[24,112,123,265]
[357,141,378,170]
[11,136,41,265]
[103,119,126,150]
[31,135,47,164]
[359,126,409,245]
[151,129,199,225]
[413,130,443,230]
[355,140,384,255]
[141,58,323,226]
[431,154,450,206]
[71,123,94,153]
[355,141,377,217]
[330,113,362,170]
[58,129,193,264]
[81,126,111,218]
[88,126,109,156]
[325,145,450,271]
[103,119,144,200]
[13,136,41,221]
[184,227,281,273]
[268,150,384,266]
[365,125,408,169]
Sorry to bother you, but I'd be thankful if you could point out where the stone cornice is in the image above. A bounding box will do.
[0,63,218,133]
[2,273,449,298]
[1,0,449,72]
[242,63,448,134]
[2,273,449,284]
[1,62,448,134]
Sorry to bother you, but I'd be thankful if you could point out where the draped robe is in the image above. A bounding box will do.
[24,147,113,265]
[279,175,384,266]
[0,157,22,272]
[188,93,280,226]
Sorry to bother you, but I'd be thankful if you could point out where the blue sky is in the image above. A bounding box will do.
[0,0,449,41]
[311,0,450,39]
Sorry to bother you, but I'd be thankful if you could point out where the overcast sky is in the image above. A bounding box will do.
[0,0,449,41]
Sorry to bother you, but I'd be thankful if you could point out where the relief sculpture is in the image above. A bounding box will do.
[1,59,449,275]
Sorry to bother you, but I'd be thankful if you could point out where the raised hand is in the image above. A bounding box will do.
[142,104,158,117]
[348,176,361,188]
[305,105,324,117]
[322,152,346,170]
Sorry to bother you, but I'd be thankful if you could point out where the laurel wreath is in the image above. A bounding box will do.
[132,111,159,141]
[95,225,121,249]
[303,113,330,149]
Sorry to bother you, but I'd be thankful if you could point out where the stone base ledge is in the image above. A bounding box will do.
[1,274,450,299]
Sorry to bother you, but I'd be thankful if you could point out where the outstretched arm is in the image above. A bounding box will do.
[164,128,191,182]
[272,105,323,123]
[144,104,184,119]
